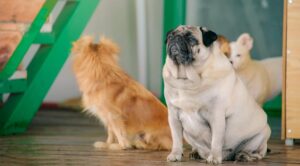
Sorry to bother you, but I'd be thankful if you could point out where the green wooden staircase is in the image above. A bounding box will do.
[0,0,100,135]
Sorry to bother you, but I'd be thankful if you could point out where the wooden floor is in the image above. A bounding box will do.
[1,109,300,166]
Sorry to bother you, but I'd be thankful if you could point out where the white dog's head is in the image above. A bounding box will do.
[165,25,218,69]
[228,33,253,70]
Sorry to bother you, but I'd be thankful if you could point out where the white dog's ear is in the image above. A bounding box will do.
[237,33,253,50]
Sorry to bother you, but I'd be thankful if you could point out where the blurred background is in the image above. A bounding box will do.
[1,0,283,104]
[45,0,283,104]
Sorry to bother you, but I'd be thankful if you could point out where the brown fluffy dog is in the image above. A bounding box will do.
[72,36,172,150]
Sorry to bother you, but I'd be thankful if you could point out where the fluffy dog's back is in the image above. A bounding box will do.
[72,36,171,150]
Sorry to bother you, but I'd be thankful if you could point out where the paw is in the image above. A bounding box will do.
[94,141,108,149]
[206,154,222,164]
[189,151,202,160]
[120,143,133,150]
[167,151,183,162]
[235,152,262,162]
[94,142,129,151]
[108,143,123,150]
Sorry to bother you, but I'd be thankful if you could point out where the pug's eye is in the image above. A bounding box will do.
[188,37,198,46]
[184,32,199,46]
[236,54,241,57]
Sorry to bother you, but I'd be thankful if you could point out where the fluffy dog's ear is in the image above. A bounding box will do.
[98,37,120,55]
[237,33,253,50]
[72,36,94,54]
[200,27,217,47]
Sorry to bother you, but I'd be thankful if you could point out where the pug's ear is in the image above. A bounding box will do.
[237,33,253,50]
[200,27,217,47]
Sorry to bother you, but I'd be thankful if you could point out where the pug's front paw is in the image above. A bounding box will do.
[206,153,222,164]
[167,151,183,162]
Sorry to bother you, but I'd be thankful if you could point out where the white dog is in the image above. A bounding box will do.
[228,33,282,105]
[163,25,271,164]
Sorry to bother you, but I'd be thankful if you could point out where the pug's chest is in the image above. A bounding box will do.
[167,87,212,112]
[179,110,211,135]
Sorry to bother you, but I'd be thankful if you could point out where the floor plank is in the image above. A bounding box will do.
[0,109,299,166]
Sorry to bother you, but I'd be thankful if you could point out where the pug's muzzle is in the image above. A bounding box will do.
[166,32,197,65]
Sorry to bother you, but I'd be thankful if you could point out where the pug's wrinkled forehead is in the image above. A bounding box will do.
[166,25,217,47]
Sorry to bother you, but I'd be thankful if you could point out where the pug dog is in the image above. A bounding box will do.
[163,25,271,164]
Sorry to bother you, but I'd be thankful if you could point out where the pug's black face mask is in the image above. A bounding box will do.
[166,26,217,66]
[166,31,198,65]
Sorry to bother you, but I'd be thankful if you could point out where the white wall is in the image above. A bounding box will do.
[44,0,163,102]
[145,0,163,97]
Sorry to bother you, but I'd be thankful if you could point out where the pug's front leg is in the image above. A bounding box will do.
[167,107,184,162]
[207,111,225,164]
